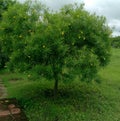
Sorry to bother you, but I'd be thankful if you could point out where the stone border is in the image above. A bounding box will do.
[0,98,28,121]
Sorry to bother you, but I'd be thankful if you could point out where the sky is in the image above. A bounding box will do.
[20,0,120,36]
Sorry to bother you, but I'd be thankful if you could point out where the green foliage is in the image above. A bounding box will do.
[0,0,45,70]
[111,36,120,48]
[0,1,112,94]
[0,0,16,20]
[0,0,16,69]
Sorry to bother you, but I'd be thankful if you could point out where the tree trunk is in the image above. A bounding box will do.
[54,75,58,97]
[53,69,59,98]
[52,63,60,98]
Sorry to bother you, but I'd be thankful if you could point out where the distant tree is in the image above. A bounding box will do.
[111,36,120,48]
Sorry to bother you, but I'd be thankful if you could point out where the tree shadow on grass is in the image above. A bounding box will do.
[17,82,106,112]
[14,82,111,121]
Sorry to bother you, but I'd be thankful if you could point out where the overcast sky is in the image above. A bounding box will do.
[20,0,120,36]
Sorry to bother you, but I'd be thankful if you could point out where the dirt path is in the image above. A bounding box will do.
[0,79,28,121]
[0,78,7,99]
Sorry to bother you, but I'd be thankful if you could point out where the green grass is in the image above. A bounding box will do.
[0,48,120,121]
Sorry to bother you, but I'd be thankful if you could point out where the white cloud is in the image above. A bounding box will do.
[83,0,120,36]
[19,0,120,36]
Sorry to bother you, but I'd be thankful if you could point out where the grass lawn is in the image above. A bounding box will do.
[0,48,120,121]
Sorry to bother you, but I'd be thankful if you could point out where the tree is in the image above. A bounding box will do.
[111,36,120,48]
[0,2,112,97]
[24,4,112,96]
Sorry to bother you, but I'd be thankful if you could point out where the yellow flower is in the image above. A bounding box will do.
[61,31,64,35]
[43,45,45,48]
[28,74,31,77]
[19,35,22,38]
[72,43,74,45]
[81,31,83,34]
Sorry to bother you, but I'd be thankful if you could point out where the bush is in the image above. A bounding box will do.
[111,36,120,48]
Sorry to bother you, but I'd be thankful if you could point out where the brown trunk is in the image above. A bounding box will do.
[53,69,59,98]
[54,76,58,97]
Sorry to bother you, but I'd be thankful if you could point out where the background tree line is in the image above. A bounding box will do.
[111,36,120,48]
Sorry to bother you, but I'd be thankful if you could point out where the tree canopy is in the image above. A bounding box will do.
[0,1,112,96]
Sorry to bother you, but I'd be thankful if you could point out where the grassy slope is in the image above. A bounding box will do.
[98,48,120,121]
[0,48,120,121]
